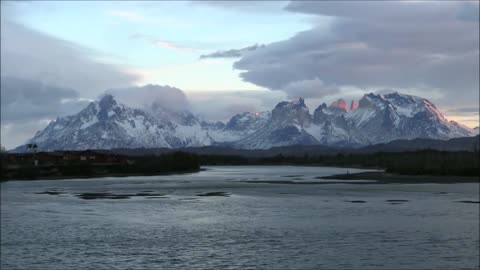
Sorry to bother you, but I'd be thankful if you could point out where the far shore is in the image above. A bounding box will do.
[202,163,384,170]
[3,166,479,184]
[319,171,479,184]
[0,168,204,182]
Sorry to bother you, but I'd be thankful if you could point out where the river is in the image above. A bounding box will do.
[1,166,479,269]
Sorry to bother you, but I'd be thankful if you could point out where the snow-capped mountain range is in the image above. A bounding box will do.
[15,92,476,151]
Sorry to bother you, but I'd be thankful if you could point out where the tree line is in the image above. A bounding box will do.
[2,150,478,180]
[1,151,201,180]
[198,150,479,176]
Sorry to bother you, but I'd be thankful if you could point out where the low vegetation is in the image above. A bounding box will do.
[1,151,200,181]
[199,150,479,177]
[2,149,478,181]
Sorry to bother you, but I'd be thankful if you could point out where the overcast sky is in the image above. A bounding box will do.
[1,1,479,149]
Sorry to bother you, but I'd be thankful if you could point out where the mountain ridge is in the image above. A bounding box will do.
[83,135,480,158]
[14,91,476,152]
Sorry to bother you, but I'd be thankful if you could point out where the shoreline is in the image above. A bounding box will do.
[1,168,204,182]
[319,171,479,184]
[202,163,384,170]
[3,166,479,184]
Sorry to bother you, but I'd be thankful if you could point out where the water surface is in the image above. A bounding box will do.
[1,166,479,269]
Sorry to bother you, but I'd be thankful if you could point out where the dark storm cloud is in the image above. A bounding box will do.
[200,44,265,59]
[232,1,479,105]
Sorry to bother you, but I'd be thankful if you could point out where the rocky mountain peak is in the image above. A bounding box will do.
[272,98,311,127]
[295,97,306,106]
[358,93,386,109]
[98,94,117,109]
[14,91,476,152]
[225,111,270,132]
[350,100,358,111]
[329,98,349,112]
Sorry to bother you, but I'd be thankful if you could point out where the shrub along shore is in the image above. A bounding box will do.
[1,151,200,181]
[1,149,478,181]
[199,150,479,177]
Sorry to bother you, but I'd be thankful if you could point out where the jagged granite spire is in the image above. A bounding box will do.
[13,92,476,151]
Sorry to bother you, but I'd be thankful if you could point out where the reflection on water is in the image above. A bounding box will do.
[1,166,479,270]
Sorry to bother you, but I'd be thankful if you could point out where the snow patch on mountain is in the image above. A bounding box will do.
[15,91,476,151]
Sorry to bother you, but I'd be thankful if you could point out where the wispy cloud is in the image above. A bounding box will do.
[130,34,200,52]
[108,7,192,28]
[109,10,149,23]
[200,44,264,59]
